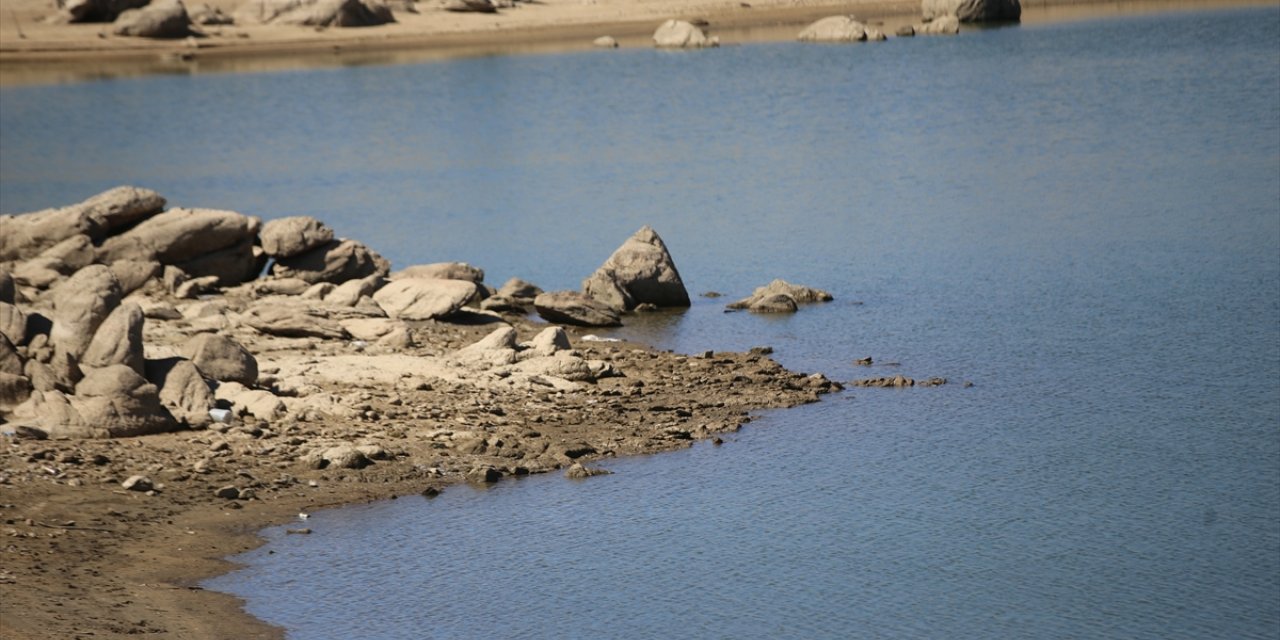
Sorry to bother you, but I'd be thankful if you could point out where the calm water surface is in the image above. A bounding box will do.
[3,6,1278,639]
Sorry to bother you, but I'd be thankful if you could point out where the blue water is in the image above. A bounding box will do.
[4,5,1279,638]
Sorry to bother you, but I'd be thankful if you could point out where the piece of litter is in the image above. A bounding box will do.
[581,335,620,342]
[209,408,232,424]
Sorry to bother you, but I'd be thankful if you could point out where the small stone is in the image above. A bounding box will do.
[214,485,240,499]
[121,475,152,492]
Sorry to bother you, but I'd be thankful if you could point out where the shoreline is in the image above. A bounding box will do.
[1,0,1271,86]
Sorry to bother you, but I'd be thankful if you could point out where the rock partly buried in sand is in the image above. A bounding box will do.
[81,302,145,375]
[797,15,867,42]
[594,35,618,48]
[50,265,123,360]
[236,0,394,25]
[923,0,1019,22]
[653,19,718,48]
[145,358,215,429]
[534,291,622,327]
[726,279,833,313]
[242,301,350,339]
[59,0,150,22]
[443,0,496,13]
[269,238,389,285]
[915,15,960,34]
[582,226,690,311]
[112,0,194,38]
[391,262,485,284]
[182,334,258,386]
[259,216,334,259]
[0,186,165,262]
[373,278,477,321]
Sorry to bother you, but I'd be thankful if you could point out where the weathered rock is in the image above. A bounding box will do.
[0,371,32,409]
[465,465,501,483]
[653,19,717,48]
[0,271,13,304]
[173,237,261,285]
[241,302,349,339]
[443,0,495,13]
[727,279,833,311]
[923,0,1019,22]
[255,277,313,296]
[565,462,612,479]
[896,24,916,36]
[582,226,690,311]
[0,303,27,346]
[81,303,145,375]
[259,216,334,259]
[797,15,866,42]
[50,265,123,360]
[108,260,162,296]
[512,352,597,382]
[175,275,220,299]
[452,326,518,368]
[215,381,287,421]
[97,207,261,266]
[270,239,389,285]
[0,333,22,375]
[236,0,394,25]
[593,35,618,48]
[113,0,194,37]
[338,317,410,342]
[534,291,622,327]
[854,374,915,388]
[324,274,385,307]
[59,0,149,22]
[865,25,886,41]
[748,294,798,314]
[122,475,153,492]
[916,15,960,34]
[26,365,176,438]
[1,187,164,261]
[392,262,485,284]
[497,277,542,301]
[306,445,371,469]
[182,334,257,385]
[372,278,477,320]
[145,358,215,429]
[521,326,571,359]
[188,2,234,23]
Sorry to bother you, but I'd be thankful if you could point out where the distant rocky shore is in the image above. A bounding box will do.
[0,188,851,639]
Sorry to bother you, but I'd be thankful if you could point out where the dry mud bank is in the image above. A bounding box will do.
[0,188,842,639]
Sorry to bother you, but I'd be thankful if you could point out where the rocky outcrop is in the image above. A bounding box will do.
[0,187,165,261]
[373,278,477,320]
[24,365,176,438]
[923,0,1019,22]
[534,291,622,327]
[81,302,145,375]
[113,0,194,37]
[269,239,389,285]
[653,19,718,48]
[582,226,690,311]
[235,0,394,26]
[726,279,833,313]
[797,16,868,42]
[50,265,123,360]
[915,15,960,34]
[391,262,485,284]
[145,358,215,429]
[96,207,262,283]
[259,216,334,259]
[182,334,258,386]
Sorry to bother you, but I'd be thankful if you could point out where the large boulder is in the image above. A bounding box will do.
[97,207,261,267]
[0,186,165,261]
[582,226,690,311]
[173,237,262,285]
[534,291,622,327]
[81,302,145,374]
[922,0,1019,22]
[182,333,258,385]
[391,262,485,284]
[269,239,390,285]
[113,0,194,37]
[797,15,866,42]
[653,19,717,48]
[109,259,163,295]
[241,302,350,339]
[259,216,334,259]
[235,0,394,25]
[146,358,215,429]
[372,278,477,320]
[50,265,123,360]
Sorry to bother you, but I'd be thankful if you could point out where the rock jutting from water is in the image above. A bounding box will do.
[726,278,834,313]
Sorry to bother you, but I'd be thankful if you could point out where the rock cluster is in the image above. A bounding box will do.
[726,279,834,314]
[653,19,719,48]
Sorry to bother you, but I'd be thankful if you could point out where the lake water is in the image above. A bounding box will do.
[3,5,1279,638]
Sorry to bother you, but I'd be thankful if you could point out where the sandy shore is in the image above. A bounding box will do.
[1,0,1267,85]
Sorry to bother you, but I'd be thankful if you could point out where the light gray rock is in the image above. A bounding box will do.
[269,239,390,285]
[534,291,622,327]
[182,333,257,385]
[236,0,394,25]
[27,365,177,438]
[727,279,833,311]
[305,445,371,469]
[0,334,22,376]
[145,357,215,429]
[241,302,350,339]
[915,15,960,34]
[338,317,409,341]
[97,207,261,266]
[0,187,164,261]
[109,260,162,296]
[923,0,1019,22]
[593,35,618,48]
[113,0,193,37]
[259,216,334,259]
[582,226,690,311]
[748,293,798,313]
[324,274,385,307]
[81,302,145,375]
[255,277,314,296]
[521,326,571,359]
[653,19,718,48]
[797,15,866,42]
[391,262,485,283]
[452,326,519,368]
[50,265,123,360]
[0,303,27,346]
[496,277,542,301]
[865,25,886,41]
[372,278,477,320]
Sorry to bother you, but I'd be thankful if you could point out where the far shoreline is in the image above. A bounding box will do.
[0,0,1271,86]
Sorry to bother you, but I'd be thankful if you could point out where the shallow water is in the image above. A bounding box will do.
[3,6,1279,638]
